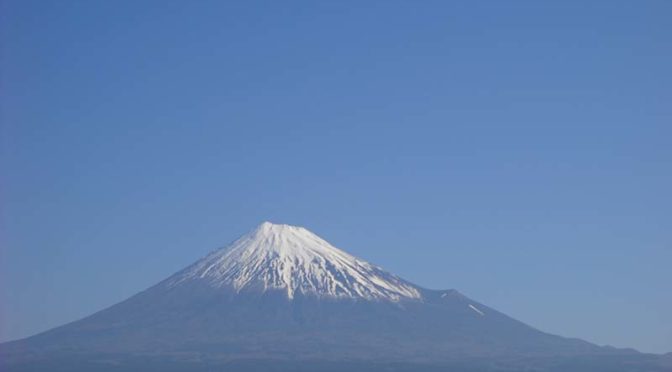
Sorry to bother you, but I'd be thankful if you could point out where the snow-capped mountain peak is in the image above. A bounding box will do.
[168,222,422,301]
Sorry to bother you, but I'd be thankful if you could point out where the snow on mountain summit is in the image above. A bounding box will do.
[168,222,422,301]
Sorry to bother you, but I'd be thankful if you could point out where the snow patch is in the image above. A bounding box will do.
[469,304,485,316]
[168,222,422,302]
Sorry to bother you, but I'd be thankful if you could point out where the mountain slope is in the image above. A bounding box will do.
[2,222,665,371]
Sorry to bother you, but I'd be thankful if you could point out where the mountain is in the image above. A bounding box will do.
[1,222,667,372]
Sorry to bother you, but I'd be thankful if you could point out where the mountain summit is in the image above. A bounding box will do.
[2,222,666,372]
[167,222,421,301]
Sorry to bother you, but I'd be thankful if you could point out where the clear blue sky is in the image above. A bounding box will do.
[1,0,670,354]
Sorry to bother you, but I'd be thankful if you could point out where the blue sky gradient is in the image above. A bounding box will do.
[1,1,670,353]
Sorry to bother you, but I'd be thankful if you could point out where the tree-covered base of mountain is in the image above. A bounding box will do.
[3,354,670,372]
